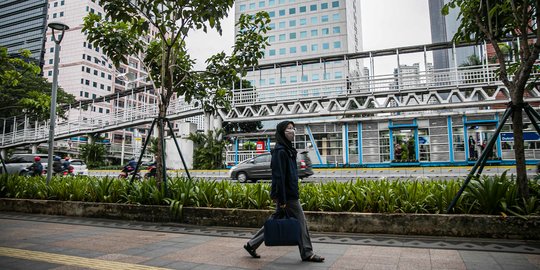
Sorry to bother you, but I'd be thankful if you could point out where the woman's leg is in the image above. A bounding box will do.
[287,199,314,260]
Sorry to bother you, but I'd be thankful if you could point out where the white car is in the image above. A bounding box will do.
[69,159,89,175]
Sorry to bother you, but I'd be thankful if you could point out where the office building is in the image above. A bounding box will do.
[0,0,48,67]
[235,0,364,89]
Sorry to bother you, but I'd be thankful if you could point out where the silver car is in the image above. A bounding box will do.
[69,159,89,175]
[0,154,49,175]
[228,151,313,183]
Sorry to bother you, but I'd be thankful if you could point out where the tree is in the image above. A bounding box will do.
[83,1,270,182]
[188,129,228,169]
[0,47,75,122]
[80,134,107,168]
[443,0,540,198]
[223,121,263,134]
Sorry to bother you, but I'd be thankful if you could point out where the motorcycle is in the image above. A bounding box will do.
[144,164,157,179]
[118,165,142,180]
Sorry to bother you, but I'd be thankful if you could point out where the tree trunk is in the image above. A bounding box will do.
[155,100,167,186]
[511,101,530,199]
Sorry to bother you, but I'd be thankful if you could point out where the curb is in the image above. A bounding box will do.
[0,198,538,239]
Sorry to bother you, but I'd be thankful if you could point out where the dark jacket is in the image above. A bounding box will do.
[53,160,63,173]
[28,161,43,176]
[270,143,299,205]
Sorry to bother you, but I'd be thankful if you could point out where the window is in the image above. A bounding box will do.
[92,94,96,99]
[269,23,275,29]
[299,18,307,25]
[279,0,285,3]
[324,73,330,80]
[279,21,285,28]
[334,41,341,48]
[82,54,85,59]
[84,92,89,97]
[87,55,92,61]
[279,34,286,41]
[279,9,285,16]
[321,15,329,22]
[249,3,255,9]
[300,45,308,52]
[300,31,307,38]
[310,4,317,11]
[299,6,306,12]
[259,79,266,85]
[302,75,308,82]
[259,1,265,7]
[290,47,297,53]
[239,4,246,11]
[269,35,276,42]
[310,17,317,24]
[106,109,110,114]
[269,49,276,56]
[323,43,330,50]
[93,82,97,87]
[289,20,296,27]
[311,29,318,36]
[81,66,85,71]
[99,108,103,113]
[86,67,90,73]
[269,78,276,85]
[107,86,111,91]
[80,90,83,96]
[311,44,318,51]
[108,74,112,80]
[312,74,320,81]
[53,13,57,18]
[85,80,90,85]
[61,0,64,5]
[333,26,341,34]
[59,11,64,17]
[290,76,297,83]
[279,48,286,55]
[94,70,98,76]
[269,0,275,6]
[333,13,340,21]
[280,77,287,84]
[322,28,329,35]
[289,8,296,14]
[335,71,343,79]
[332,1,339,8]
[48,71,53,76]
[321,3,328,9]
[100,84,104,90]
[289,32,296,39]
[101,72,105,78]
[54,2,58,7]
[269,11,275,17]
[49,59,53,64]
[50,47,54,53]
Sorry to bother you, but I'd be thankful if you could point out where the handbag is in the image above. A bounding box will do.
[263,208,301,246]
[265,166,301,246]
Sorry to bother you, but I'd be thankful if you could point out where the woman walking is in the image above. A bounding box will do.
[243,121,325,263]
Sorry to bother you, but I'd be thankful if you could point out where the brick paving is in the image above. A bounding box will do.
[0,213,539,270]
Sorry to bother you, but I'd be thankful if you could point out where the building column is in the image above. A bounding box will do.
[87,135,95,145]
[0,149,6,160]
[31,144,38,154]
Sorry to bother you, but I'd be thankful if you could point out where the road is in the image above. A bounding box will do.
[89,165,537,182]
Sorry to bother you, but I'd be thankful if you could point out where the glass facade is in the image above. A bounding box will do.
[0,0,48,68]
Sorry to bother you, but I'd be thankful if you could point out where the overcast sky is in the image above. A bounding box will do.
[185,0,432,74]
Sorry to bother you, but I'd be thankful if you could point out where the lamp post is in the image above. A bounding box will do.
[46,22,69,185]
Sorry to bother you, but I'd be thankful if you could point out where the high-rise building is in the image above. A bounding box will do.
[235,0,364,89]
[0,0,48,68]
[428,0,477,69]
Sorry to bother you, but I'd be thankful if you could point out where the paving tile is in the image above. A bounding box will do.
[363,263,398,270]
[367,255,400,265]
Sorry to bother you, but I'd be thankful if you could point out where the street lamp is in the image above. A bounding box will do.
[46,22,69,185]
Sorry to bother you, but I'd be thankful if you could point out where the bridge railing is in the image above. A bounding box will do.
[229,64,502,105]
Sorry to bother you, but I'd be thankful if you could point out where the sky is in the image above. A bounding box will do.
[185,0,433,75]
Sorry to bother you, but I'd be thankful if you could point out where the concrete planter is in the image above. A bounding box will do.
[1,198,538,239]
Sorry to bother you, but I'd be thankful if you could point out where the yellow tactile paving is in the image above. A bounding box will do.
[0,247,171,270]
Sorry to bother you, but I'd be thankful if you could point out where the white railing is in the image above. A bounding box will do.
[229,64,503,105]
[225,150,267,165]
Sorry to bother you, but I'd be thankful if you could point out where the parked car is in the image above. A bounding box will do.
[69,159,89,175]
[0,154,50,175]
[228,151,313,183]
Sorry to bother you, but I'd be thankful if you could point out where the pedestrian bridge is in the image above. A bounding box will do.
[2,41,540,150]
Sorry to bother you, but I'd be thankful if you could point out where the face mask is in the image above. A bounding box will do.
[284,127,295,142]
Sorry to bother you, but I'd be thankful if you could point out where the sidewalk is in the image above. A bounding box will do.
[0,212,539,270]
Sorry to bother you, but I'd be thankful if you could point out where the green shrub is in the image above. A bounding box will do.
[0,174,538,216]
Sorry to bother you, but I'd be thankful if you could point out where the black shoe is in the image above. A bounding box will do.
[244,243,260,258]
